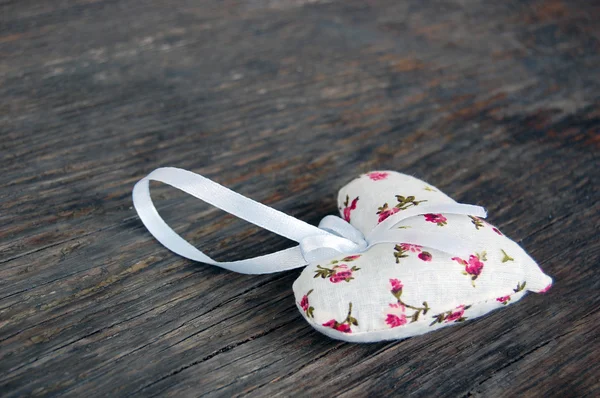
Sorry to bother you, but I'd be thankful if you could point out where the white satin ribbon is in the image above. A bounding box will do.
[132,167,487,274]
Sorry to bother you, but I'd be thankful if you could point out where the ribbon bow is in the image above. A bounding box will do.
[133,168,487,274]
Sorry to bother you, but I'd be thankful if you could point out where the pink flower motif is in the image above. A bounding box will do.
[322,320,336,328]
[367,172,389,181]
[386,313,408,328]
[390,278,403,293]
[496,296,511,304]
[400,243,422,253]
[322,303,356,333]
[418,251,432,262]
[445,305,465,323]
[424,213,447,226]
[378,207,400,223]
[453,253,485,285]
[322,320,351,333]
[451,256,467,266]
[343,197,359,222]
[465,255,484,277]
[300,295,310,311]
[329,265,354,283]
[540,284,552,293]
[389,302,406,311]
[342,255,361,261]
[330,271,352,283]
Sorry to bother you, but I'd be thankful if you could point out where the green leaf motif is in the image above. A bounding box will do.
[395,195,427,211]
[429,314,444,326]
[513,281,526,293]
[393,245,409,264]
[313,265,334,279]
[469,216,484,230]
[501,249,514,263]
[476,251,487,261]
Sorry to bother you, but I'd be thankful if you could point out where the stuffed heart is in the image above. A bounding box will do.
[133,168,552,343]
[292,171,552,342]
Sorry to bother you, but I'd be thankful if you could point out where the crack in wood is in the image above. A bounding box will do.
[129,319,298,396]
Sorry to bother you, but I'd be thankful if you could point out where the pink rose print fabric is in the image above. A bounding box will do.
[452,252,486,286]
[390,278,403,292]
[322,303,358,333]
[394,243,433,263]
[444,305,467,322]
[400,243,422,253]
[495,282,528,306]
[299,289,315,317]
[367,172,389,181]
[424,213,447,226]
[377,195,427,224]
[386,279,430,326]
[430,305,470,326]
[291,170,553,343]
[377,205,399,223]
[342,195,359,222]
[470,216,503,235]
[386,313,407,328]
[342,255,361,261]
[418,252,432,261]
[465,256,484,276]
[313,255,361,283]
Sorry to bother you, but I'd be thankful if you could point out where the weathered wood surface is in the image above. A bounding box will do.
[1,0,599,396]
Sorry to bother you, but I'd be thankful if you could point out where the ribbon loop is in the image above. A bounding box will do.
[318,216,368,249]
[299,216,368,263]
[133,167,489,274]
[132,167,334,274]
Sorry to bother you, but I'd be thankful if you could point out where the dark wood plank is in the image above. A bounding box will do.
[1,0,599,396]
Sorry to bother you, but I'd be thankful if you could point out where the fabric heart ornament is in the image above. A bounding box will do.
[133,168,552,343]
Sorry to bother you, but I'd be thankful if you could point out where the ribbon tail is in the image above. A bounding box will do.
[376,203,487,231]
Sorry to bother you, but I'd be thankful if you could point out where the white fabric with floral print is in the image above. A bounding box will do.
[292,171,553,343]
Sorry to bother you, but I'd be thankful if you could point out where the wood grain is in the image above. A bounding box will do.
[1,0,599,396]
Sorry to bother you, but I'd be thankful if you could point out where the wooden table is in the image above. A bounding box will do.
[1,0,599,396]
